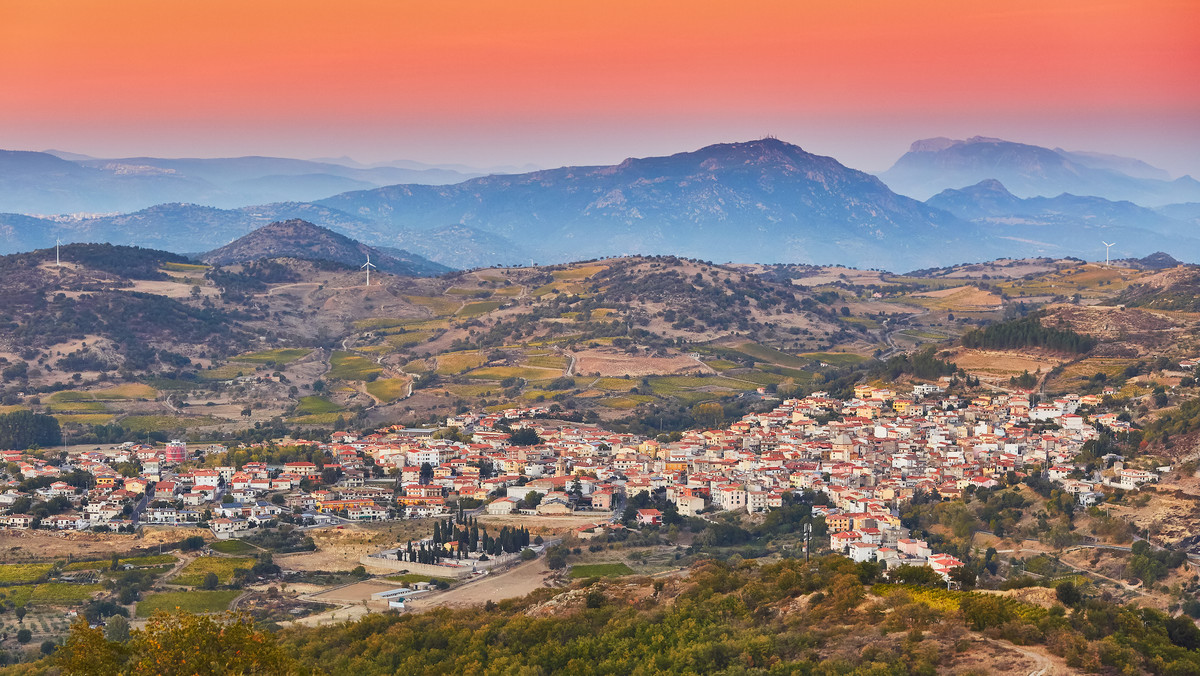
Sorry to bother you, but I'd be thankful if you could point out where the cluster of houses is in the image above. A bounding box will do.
[0,383,1163,574]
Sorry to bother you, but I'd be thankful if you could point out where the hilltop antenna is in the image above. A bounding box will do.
[361,252,377,287]
[1101,241,1115,267]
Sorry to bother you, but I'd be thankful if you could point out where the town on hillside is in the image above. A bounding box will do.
[3,379,1166,585]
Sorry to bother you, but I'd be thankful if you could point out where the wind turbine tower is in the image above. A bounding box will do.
[1101,241,1115,267]
[361,253,377,287]
[55,239,62,267]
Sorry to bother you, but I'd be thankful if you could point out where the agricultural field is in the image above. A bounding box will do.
[172,556,255,586]
[801,352,867,366]
[232,348,312,365]
[404,295,462,316]
[736,343,810,368]
[53,413,117,425]
[366,378,409,402]
[137,589,242,617]
[569,562,635,578]
[384,330,435,349]
[328,351,383,380]
[48,383,158,402]
[46,400,108,412]
[466,366,560,382]
[909,285,1004,312]
[162,262,210,273]
[999,264,1146,298]
[209,540,257,555]
[295,396,342,415]
[198,362,251,381]
[435,351,488,375]
[457,300,504,318]
[0,563,53,584]
[63,554,177,571]
[0,582,104,607]
[121,414,220,433]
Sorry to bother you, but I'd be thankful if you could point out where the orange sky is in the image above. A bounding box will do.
[2,0,1198,172]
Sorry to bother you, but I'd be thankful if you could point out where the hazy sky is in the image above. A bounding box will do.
[3,0,1198,175]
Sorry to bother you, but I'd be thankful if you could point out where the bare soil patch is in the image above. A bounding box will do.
[572,349,712,378]
[950,349,1067,379]
[404,559,553,610]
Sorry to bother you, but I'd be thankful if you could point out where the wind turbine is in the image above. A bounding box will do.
[55,239,62,267]
[361,252,377,287]
[1101,241,1115,267]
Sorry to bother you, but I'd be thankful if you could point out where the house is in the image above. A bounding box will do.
[635,509,663,526]
[486,498,516,515]
[848,542,878,563]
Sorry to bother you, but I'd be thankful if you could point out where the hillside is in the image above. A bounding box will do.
[314,138,983,271]
[0,149,479,215]
[880,136,1200,204]
[925,179,1200,261]
[200,220,449,277]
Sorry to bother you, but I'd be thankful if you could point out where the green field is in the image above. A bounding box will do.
[48,383,158,402]
[63,555,177,572]
[0,564,53,584]
[54,413,117,425]
[232,348,312,365]
[47,400,108,412]
[366,378,409,402]
[172,556,255,586]
[569,563,635,578]
[600,396,653,409]
[328,351,383,380]
[404,295,462,316]
[801,352,867,365]
[385,331,435,348]
[0,583,104,607]
[435,351,488,375]
[296,396,342,415]
[465,366,559,382]
[457,300,503,318]
[209,540,257,555]
[137,590,242,617]
[162,262,211,273]
[198,363,249,381]
[121,415,220,433]
[736,343,810,368]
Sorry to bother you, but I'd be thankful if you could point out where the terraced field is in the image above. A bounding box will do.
[173,556,255,586]
[366,378,409,402]
[232,348,312,364]
[329,351,383,380]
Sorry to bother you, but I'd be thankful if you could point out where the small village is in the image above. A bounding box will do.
[2,377,1162,585]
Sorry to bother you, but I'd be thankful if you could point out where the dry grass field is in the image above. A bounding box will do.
[572,349,713,377]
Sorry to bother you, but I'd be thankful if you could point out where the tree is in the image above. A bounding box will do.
[104,614,130,642]
[1055,580,1082,607]
[15,606,26,623]
[508,428,542,446]
[200,572,219,590]
[122,611,293,675]
[16,628,31,644]
[40,640,57,656]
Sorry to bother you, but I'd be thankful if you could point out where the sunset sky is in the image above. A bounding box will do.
[3,0,1198,174]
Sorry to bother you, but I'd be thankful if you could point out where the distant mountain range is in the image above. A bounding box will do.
[313,138,983,270]
[879,136,1200,205]
[0,150,486,215]
[924,179,1200,260]
[201,219,449,277]
[2,137,1197,270]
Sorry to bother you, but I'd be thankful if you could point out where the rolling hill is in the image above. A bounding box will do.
[200,220,450,276]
